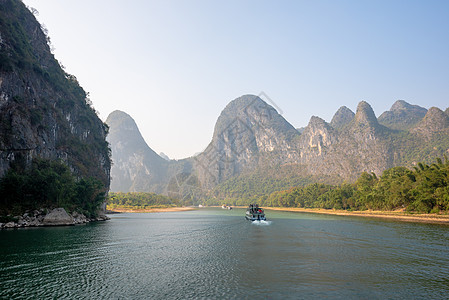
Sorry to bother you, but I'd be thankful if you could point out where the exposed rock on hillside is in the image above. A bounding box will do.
[0,208,109,229]
[330,106,355,129]
[379,100,427,130]
[194,95,299,188]
[411,107,449,138]
[43,208,74,226]
[299,116,337,158]
[0,1,110,191]
[106,110,168,192]
[294,101,391,181]
[352,101,380,129]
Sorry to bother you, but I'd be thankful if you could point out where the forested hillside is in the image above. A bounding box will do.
[253,157,449,213]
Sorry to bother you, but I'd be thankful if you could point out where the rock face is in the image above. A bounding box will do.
[194,95,299,188]
[330,106,355,129]
[294,101,391,180]
[43,208,73,226]
[0,1,110,188]
[411,107,449,138]
[379,100,428,130]
[106,110,168,192]
[298,116,337,160]
[0,208,109,229]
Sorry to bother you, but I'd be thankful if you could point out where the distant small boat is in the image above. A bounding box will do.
[245,204,266,221]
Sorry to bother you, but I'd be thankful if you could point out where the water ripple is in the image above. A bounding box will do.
[1,209,449,299]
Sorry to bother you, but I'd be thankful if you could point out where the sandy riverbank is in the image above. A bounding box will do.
[106,207,196,213]
[266,207,449,225]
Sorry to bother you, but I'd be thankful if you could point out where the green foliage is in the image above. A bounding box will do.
[259,158,449,213]
[208,164,342,206]
[0,159,106,217]
[0,0,36,72]
[108,192,180,208]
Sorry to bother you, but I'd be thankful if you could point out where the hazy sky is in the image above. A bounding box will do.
[23,0,449,159]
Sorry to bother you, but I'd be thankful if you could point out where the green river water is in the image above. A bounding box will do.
[1,208,449,299]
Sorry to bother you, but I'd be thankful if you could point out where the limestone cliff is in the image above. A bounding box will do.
[330,106,354,129]
[0,1,110,188]
[194,95,299,188]
[105,110,193,194]
[294,102,391,181]
[411,107,449,138]
[106,110,167,192]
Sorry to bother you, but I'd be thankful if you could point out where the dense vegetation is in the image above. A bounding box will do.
[0,159,106,217]
[105,157,449,214]
[256,157,449,213]
[108,192,180,210]
[207,165,342,206]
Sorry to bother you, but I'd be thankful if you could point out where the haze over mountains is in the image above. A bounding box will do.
[106,95,449,202]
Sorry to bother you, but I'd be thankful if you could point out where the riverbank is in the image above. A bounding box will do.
[0,208,109,229]
[106,206,196,213]
[266,207,449,225]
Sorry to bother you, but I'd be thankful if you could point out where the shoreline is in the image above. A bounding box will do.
[266,207,449,225]
[106,206,196,213]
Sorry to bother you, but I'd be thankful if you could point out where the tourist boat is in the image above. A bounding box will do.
[245,204,266,221]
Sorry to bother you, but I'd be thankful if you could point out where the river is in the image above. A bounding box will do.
[1,208,449,299]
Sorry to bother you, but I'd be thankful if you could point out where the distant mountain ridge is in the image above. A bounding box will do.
[379,100,428,130]
[106,96,449,203]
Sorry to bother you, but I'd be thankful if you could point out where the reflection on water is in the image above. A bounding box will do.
[1,208,449,299]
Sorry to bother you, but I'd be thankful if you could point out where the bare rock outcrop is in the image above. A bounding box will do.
[43,208,74,226]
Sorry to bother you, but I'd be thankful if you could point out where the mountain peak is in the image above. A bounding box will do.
[353,101,378,128]
[391,100,413,111]
[106,110,141,136]
[378,100,427,130]
[308,116,327,127]
[195,94,299,187]
[213,94,296,141]
[106,110,166,192]
[330,106,355,129]
[412,107,449,137]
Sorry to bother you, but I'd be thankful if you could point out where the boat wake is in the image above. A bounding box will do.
[251,220,272,226]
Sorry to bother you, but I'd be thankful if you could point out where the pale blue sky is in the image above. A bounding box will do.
[23,0,449,159]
